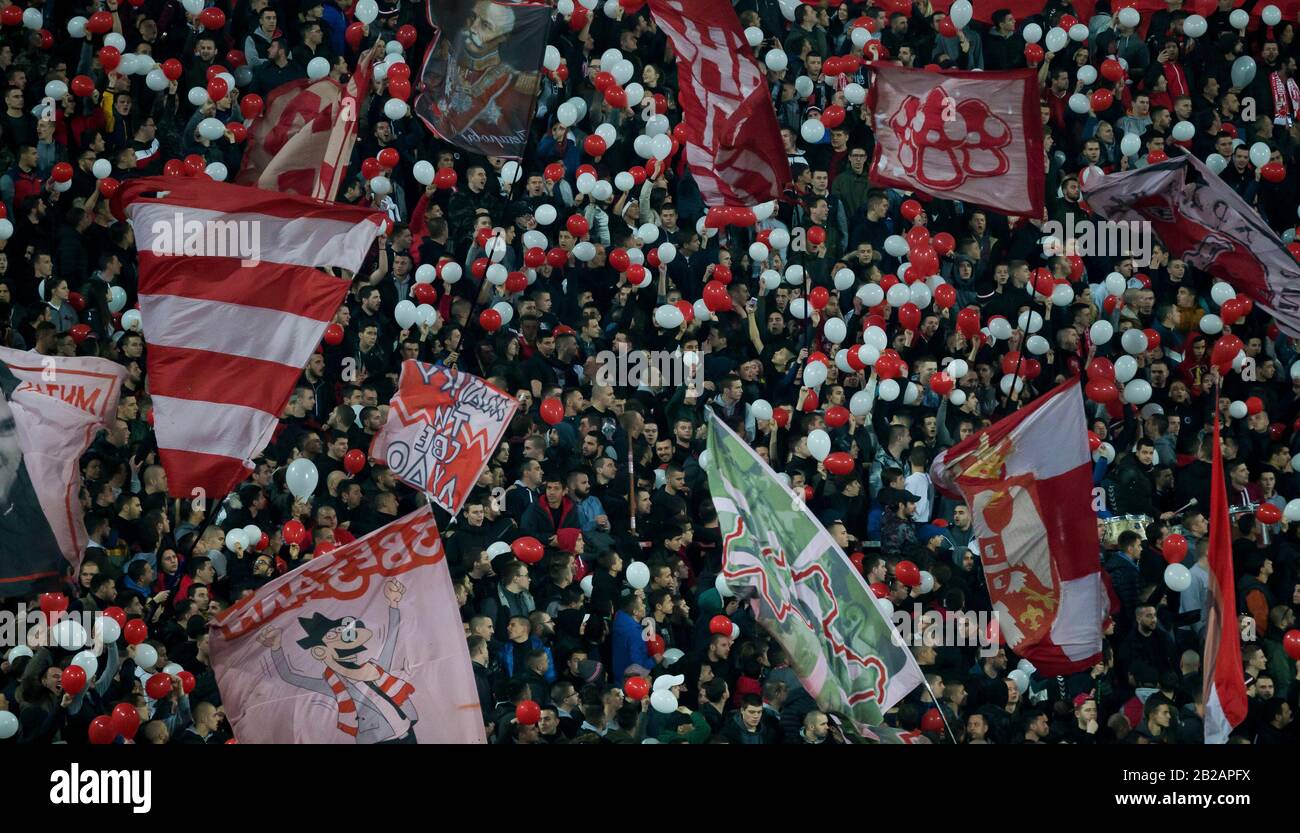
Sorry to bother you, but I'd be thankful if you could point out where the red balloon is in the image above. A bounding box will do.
[207,77,228,101]
[360,157,381,179]
[1087,431,1101,453]
[870,581,889,599]
[515,700,541,725]
[377,147,400,169]
[198,6,226,29]
[88,715,117,745]
[1246,396,1265,416]
[800,389,820,412]
[898,302,921,331]
[123,619,148,645]
[807,225,826,246]
[624,676,650,700]
[932,232,956,256]
[86,11,114,34]
[1261,162,1286,183]
[283,519,308,545]
[1024,43,1045,64]
[162,58,183,81]
[183,154,206,176]
[103,606,126,628]
[225,49,246,68]
[544,162,566,183]
[1090,89,1114,112]
[1257,503,1282,525]
[702,280,731,312]
[604,85,628,108]
[512,537,545,564]
[608,248,630,272]
[479,308,503,332]
[674,299,695,323]
[646,634,666,656]
[1161,533,1188,564]
[97,177,120,198]
[956,307,981,337]
[921,708,945,733]
[820,104,846,128]
[1001,351,1023,376]
[773,407,791,428]
[709,615,732,635]
[566,214,589,238]
[900,199,923,221]
[1283,629,1300,661]
[98,46,121,72]
[895,560,921,587]
[1143,328,1161,351]
[70,75,95,97]
[825,405,850,428]
[1085,379,1119,403]
[937,17,958,37]
[323,323,344,346]
[238,93,263,121]
[227,122,247,142]
[583,134,607,157]
[111,701,139,739]
[824,452,855,475]
[39,592,68,615]
[929,371,954,396]
[1087,357,1115,379]
[69,323,91,344]
[343,449,366,475]
[539,397,564,426]
[1211,335,1243,371]
[809,286,829,310]
[546,247,568,268]
[434,167,458,189]
[1100,58,1125,82]
[396,24,418,49]
[346,21,365,50]
[60,665,87,696]
[712,264,733,285]
[146,672,173,700]
[1147,150,1168,164]
[177,671,196,694]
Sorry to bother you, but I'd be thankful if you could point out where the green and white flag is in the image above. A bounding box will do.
[705,413,925,739]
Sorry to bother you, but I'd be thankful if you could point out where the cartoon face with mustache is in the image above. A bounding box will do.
[297,614,378,679]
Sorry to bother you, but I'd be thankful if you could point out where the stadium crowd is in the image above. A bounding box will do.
[2,0,1300,745]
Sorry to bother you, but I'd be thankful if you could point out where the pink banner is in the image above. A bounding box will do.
[209,507,485,744]
[869,66,1046,219]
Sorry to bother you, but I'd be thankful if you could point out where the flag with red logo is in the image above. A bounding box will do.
[647,0,791,207]
[415,0,550,159]
[111,176,387,499]
[1203,403,1249,742]
[369,361,517,515]
[210,506,485,743]
[869,65,1045,218]
[0,349,125,596]
[930,379,1109,675]
[237,44,381,200]
[1083,152,1300,337]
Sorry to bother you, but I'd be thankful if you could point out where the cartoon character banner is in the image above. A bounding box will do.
[868,66,1045,218]
[209,507,485,744]
[415,0,551,159]
[369,361,518,516]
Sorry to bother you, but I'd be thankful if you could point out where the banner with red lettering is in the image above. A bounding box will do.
[647,0,791,207]
[0,348,126,596]
[209,507,485,744]
[368,361,517,516]
[869,66,1045,218]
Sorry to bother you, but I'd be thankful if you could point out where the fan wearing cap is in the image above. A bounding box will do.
[879,486,922,557]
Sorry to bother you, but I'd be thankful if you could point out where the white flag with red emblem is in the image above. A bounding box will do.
[111,176,387,500]
[869,66,1046,218]
[930,379,1108,674]
[237,44,381,200]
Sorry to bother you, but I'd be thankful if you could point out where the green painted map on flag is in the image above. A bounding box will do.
[705,414,924,736]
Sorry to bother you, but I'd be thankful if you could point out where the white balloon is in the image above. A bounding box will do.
[1017,310,1043,334]
[556,101,580,127]
[1171,120,1195,142]
[751,399,774,421]
[851,27,871,50]
[859,283,885,307]
[1250,141,1272,168]
[999,374,1025,397]
[534,204,557,226]
[1263,4,1282,26]
[1117,7,1141,27]
[611,59,634,86]
[1045,27,1068,53]
[369,175,392,196]
[1023,23,1042,43]
[638,223,660,244]
[626,561,650,589]
[850,389,873,416]
[1229,400,1248,419]
[863,326,888,351]
[67,16,87,38]
[615,171,636,192]
[745,26,764,48]
[785,264,805,286]
[205,162,228,182]
[650,689,678,714]
[764,49,789,73]
[950,0,973,28]
[572,241,595,262]
[1120,133,1141,157]
[1069,23,1089,41]
[694,299,712,323]
[492,302,513,326]
[656,242,677,265]
[749,242,769,263]
[754,202,777,224]
[807,429,831,461]
[224,528,249,553]
[134,643,159,672]
[1230,8,1250,29]
[188,86,209,106]
[307,57,330,80]
[804,361,828,388]
[834,268,856,292]
[72,650,99,679]
[947,358,969,379]
[1121,328,1149,355]
[544,45,561,72]
[243,525,262,550]
[286,458,319,498]
[121,309,142,331]
[356,0,379,23]
[1210,282,1236,305]
[654,304,684,329]
[1124,379,1152,405]
[1008,669,1030,693]
[1164,563,1192,592]
[1206,152,1228,174]
[800,119,825,143]
[45,80,68,101]
[394,300,418,329]
[918,571,935,593]
[910,282,932,309]
[844,83,866,105]
[1076,65,1097,86]
[1284,499,1300,522]
[878,379,900,401]
[579,574,594,597]
[440,262,463,284]
[52,619,87,651]
[198,117,225,141]
[795,75,814,98]
[1068,93,1092,114]
[1090,320,1114,345]
[1182,14,1207,38]
[886,282,911,308]
[92,158,112,180]
[412,160,435,186]
[988,316,1013,341]
[716,572,735,598]
[1199,314,1223,334]
[761,269,782,291]
[949,389,967,406]
[576,172,597,195]
[104,32,126,52]
[858,344,881,367]
[1114,355,1138,384]
[884,235,910,257]
[1026,334,1050,355]
[824,317,847,343]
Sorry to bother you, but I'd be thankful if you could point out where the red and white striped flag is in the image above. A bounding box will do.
[111,176,387,499]
[931,380,1109,674]
[1204,404,1249,742]
[647,0,791,207]
[237,45,381,200]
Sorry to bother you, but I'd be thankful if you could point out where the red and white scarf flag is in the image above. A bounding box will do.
[1204,406,1249,742]
[1084,153,1300,337]
[0,348,125,590]
[237,44,381,200]
[209,506,485,743]
[1270,71,1300,125]
[369,361,518,515]
[869,66,1046,218]
[646,0,791,206]
[931,379,1109,674]
[112,176,387,499]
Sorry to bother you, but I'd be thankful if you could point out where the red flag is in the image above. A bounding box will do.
[869,66,1046,218]
[111,177,387,499]
[237,45,380,200]
[1083,152,1300,337]
[931,379,1108,674]
[369,361,518,515]
[647,0,791,207]
[209,507,485,743]
[1203,403,1249,742]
